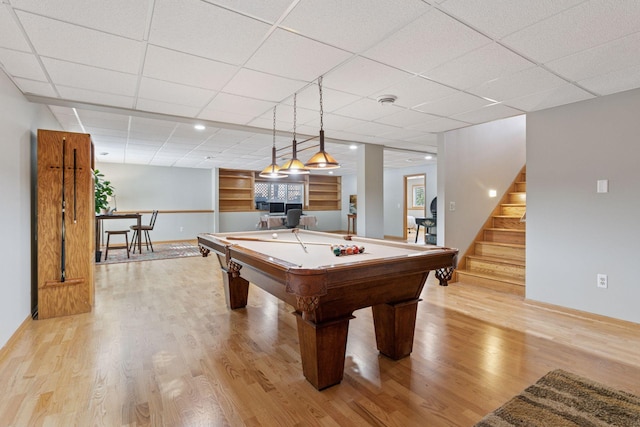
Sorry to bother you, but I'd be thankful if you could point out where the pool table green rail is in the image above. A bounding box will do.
[198,232,458,390]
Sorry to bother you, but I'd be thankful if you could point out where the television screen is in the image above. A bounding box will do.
[285,203,303,214]
[269,202,285,214]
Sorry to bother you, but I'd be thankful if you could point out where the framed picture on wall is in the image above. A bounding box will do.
[412,185,425,209]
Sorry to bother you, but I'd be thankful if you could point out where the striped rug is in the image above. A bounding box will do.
[475,369,640,426]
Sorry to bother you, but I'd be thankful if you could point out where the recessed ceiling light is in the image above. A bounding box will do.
[194,124,206,130]
[425,155,433,160]
[349,145,358,150]
[328,171,334,174]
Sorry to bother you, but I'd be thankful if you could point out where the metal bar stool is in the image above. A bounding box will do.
[105,230,130,260]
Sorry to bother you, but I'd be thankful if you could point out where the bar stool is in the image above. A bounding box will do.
[347,213,356,235]
[104,230,130,260]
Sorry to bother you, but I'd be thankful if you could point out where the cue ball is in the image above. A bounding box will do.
[272,233,278,239]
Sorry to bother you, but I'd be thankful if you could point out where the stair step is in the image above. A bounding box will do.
[466,255,525,280]
[500,204,526,216]
[508,192,526,203]
[475,241,525,261]
[492,215,526,230]
[456,270,525,296]
[515,182,527,192]
[484,228,526,245]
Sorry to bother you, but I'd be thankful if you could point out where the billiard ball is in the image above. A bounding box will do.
[272,233,278,239]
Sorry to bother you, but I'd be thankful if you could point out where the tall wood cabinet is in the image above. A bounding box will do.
[35,130,95,319]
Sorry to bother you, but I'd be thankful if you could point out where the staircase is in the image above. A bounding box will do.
[455,167,526,296]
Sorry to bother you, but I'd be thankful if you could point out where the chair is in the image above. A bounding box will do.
[129,210,158,253]
[104,230,130,260]
[285,209,302,228]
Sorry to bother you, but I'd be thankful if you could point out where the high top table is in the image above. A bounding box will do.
[95,213,142,261]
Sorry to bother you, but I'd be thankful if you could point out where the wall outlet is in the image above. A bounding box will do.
[449,201,456,211]
[597,273,608,289]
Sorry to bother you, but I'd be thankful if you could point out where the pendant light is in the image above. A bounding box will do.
[259,106,287,179]
[280,93,309,175]
[305,76,340,170]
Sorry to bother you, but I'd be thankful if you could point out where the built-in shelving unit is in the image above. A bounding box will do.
[218,169,255,212]
[307,175,341,211]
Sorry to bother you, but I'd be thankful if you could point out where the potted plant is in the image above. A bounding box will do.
[94,169,115,214]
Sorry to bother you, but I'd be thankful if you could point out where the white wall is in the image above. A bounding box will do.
[0,71,61,349]
[527,87,640,324]
[439,115,526,252]
[383,164,437,238]
[96,163,214,241]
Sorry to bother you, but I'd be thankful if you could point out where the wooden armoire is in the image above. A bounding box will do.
[35,129,95,319]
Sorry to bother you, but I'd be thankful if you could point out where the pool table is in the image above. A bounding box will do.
[197,229,458,390]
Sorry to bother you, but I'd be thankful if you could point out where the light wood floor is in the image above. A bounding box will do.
[2,255,640,426]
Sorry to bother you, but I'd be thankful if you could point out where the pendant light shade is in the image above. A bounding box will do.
[305,76,340,170]
[280,93,310,175]
[259,106,287,179]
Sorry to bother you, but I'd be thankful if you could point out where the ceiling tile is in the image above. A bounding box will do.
[14,78,57,97]
[439,0,586,39]
[545,32,640,82]
[198,109,256,126]
[344,121,400,137]
[16,11,143,74]
[57,86,135,108]
[333,98,398,121]
[245,29,351,81]
[363,8,491,74]
[282,86,360,113]
[408,117,470,133]
[138,77,216,107]
[424,43,533,90]
[414,91,492,116]
[375,109,440,127]
[501,0,640,63]
[10,0,151,40]
[43,58,138,96]
[503,84,594,111]
[149,0,270,65]
[323,57,412,97]
[222,68,307,102]
[468,66,568,102]
[203,0,295,23]
[0,7,31,51]
[205,92,275,116]
[451,103,522,124]
[135,98,202,118]
[281,0,431,53]
[143,45,238,91]
[578,64,640,96]
[0,49,46,81]
[372,76,459,109]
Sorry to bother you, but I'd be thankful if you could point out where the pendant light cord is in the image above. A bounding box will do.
[293,93,297,141]
[318,76,324,131]
[272,105,276,148]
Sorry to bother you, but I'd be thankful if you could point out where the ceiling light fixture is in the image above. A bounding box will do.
[280,93,310,175]
[305,76,339,170]
[194,124,205,130]
[259,106,287,179]
[376,94,397,106]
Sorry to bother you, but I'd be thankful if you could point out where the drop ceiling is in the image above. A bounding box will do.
[2,0,639,175]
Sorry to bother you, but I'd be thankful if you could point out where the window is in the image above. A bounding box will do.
[255,182,304,207]
[412,185,425,208]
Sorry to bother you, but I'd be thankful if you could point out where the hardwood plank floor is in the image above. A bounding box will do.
[1,255,640,426]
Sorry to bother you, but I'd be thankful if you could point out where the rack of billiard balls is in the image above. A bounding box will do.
[331,244,365,256]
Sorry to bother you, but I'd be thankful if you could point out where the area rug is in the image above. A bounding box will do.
[475,369,640,426]
[97,241,201,265]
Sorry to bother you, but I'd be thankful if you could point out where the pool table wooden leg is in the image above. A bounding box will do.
[295,314,352,390]
[222,266,249,309]
[372,299,420,360]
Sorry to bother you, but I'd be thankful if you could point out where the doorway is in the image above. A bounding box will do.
[404,173,426,242]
